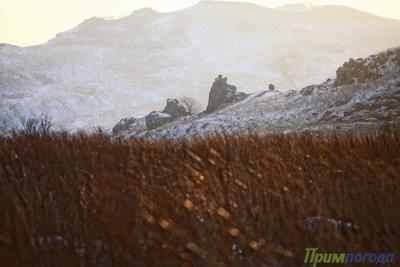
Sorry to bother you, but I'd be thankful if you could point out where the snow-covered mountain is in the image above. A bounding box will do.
[121,47,400,139]
[1,1,400,133]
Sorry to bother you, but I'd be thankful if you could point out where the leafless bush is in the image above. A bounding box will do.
[24,117,39,134]
[20,115,54,135]
[179,96,203,115]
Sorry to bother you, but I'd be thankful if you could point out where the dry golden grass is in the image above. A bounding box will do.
[0,127,399,266]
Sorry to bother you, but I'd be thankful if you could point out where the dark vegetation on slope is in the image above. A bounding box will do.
[0,126,399,266]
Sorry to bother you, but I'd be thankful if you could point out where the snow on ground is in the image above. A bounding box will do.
[141,51,400,139]
[1,1,400,134]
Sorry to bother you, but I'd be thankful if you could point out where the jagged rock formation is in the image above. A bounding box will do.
[113,117,137,135]
[334,48,400,86]
[205,75,247,113]
[137,47,400,139]
[114,47,400,139]
[162,99,188,119]
[300,85,315,96]
[115,77,247,135]
[145,112,173,130]
[144,98,188,130]
[112,117,146,136]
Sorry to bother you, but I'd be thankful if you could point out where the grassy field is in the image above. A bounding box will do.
[0,127,399,266]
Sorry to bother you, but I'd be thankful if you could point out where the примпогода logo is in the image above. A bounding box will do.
[304,248,396,266]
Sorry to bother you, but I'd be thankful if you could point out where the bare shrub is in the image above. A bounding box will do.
[20,115,54,135]
[179,96,203,115]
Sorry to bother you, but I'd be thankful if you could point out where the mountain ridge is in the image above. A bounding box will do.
[33,2,400,47]
[1,1,400,134]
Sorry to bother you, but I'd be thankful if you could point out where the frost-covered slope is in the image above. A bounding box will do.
[1,1,400,133]
[136,47,400,139]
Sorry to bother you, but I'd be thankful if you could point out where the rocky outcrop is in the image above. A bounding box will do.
[114,48,400,139]
[141,48,400,139]
[205,75,247,113]
[334,48,400,87]
[113,117,136,135]
[117,76,249,134]
[162,99,188,119]
[145,99,188,130]
[112,117,146,136]
[300,85,315,96]
[145,112,173,130]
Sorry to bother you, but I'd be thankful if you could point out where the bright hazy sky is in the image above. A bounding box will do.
[1,0,399,47]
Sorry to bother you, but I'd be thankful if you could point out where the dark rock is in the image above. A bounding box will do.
[335,100,348,106]
[353,102,368,112]
[343,111,353,117]
[113,117,136,135]
[334,59,379,86]
[145,112,173,130]
[112,117,147,136]
[319,110,334,122]
[334,48,400,87]
[162,99,188,119]
[144,99,188,130]
[395,51,400,65]
[268,83,275,91]
[300,85,314,96]
[205,75,247,113]
[286,90,298,97]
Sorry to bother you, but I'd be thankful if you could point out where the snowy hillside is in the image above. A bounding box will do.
[126,47,400,139]
[1,1,400,133]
